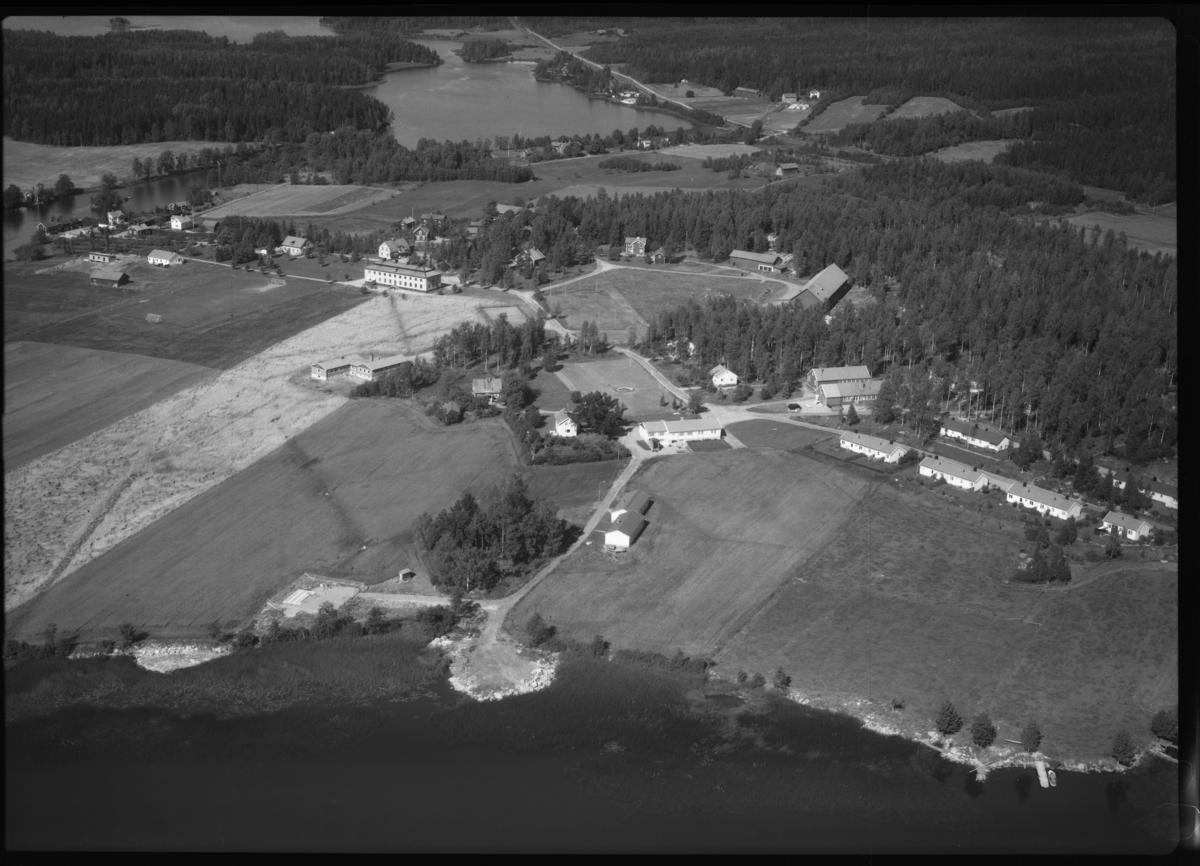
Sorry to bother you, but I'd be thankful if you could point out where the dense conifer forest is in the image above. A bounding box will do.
[523,16,1174,202]
[1,29,439,145]
[319,16,510,34]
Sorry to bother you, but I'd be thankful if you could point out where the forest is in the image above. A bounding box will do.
[1,29,439,146]
[522,16,1174,202]
[319,16,510,34]
[826,111,1031,158]
[460,37,511,62]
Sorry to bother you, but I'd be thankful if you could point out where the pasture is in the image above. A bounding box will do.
[658,143,764,160]
[23,260,368,369]
[509,448,869,656]
[557,357,674,416]
[4,259,141,341]
[5,401,522,639]
[803,97,889,134]
[544,280,644,335]
[886,96,965,119]
[1064,211,1177,257]
[522,459,628,525]
[198,184,397,219]
[724,419,837,451]
[3,342,217,471]
[712,477,1177,759]
[2,137,230,190]
[530,367,576,410]
[591,267,782,321]
[930,140,1016,164]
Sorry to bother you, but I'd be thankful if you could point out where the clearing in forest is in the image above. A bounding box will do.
[802,97,889,134]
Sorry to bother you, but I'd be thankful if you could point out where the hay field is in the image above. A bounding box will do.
[522,460,627,524]
[930,140,1016,164]
[391,293,520,353]
[2,137,231,190]
[4,259,141,340]
[803,97,888,134]
[713,478,1177,758]
[657,143,764,160]
[22,260,366,369]
[530,367,575,410]
[544,281,644,335]
[199,184,396,219]
[3,342,217,471]
[591,267,780,320]
[510,449,869,656]
[5,402,521,638]
[1064,211,1177,257]
[886,96,965,119]
[557,358,673,416]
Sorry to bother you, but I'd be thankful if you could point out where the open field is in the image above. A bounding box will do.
[992,106,1033,118]
[657,143,764,160]
[724,419,838,451]
[712,477,1177,758]
[557,357,674,416]
[1063,211,1177,257]
[4,401,521,639]
[2,137,233,191]
[521,459,627,525]
[887,96,965,119]
[4,258,142,340]
[3,342,217,472]
[198,184,398,219]
[544,280,645,335]
[930,140,1017,164]
[4,291,500,614]
[530,367,576,410]
[15,258,369,369]
[510,449,869,656]
[803,97,889,134]
[648,82,726,102]
[589,266,788,320]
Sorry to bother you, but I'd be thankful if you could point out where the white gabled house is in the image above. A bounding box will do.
[808,365,872,390]
[609,489,650,522]
[281,236,311,257]
[709,364,738,388]
[939,418,1011,452]
[1141,478,1178,511]
[605,510,647,550]
[638,418,724,446]
[170,214,194,231]
[1100,511,1153,542]
[472,377,503,404]
[838,431,909,463]
[378,239,410,261]
[918,456,985,491]
[147,249,180,267]
[553,409,577,438]
[1006,483,1083,521]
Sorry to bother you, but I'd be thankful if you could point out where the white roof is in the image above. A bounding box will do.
[730,250,782,265]
[709,364,735,378]
[1101,511,1152,533]
[148,249,176,260]
[811,365,872,383]
[313,354,365,370]
[282,235,309,247]
[839,430,906,455]
[920,456,982,484]
[365,261,440,278]
[554,409,574,425]
[820,380,880,398]
[472,377,503,394]
[641,418,723,435]
[1007,483,1082,513]
[353,353,411,372]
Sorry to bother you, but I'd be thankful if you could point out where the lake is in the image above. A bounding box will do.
[3,658,1179,853]
[2,17,692,255]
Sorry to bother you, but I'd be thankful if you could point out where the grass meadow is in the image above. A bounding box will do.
[931,140,1018,164]
[725,419,838,451]
[3,342,217,471]
[1064,211,1177,257]
[557,357,674,415]
[4,259,141,341]
[199,184,396,218]
[887,96,965,119]
[5,401,520,640]
[509,449,869,657]
[803,96,889,133]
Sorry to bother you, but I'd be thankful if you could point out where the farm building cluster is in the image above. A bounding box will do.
[311,352,418,383]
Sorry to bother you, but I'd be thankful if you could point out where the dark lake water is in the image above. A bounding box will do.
[4,662,1179,854]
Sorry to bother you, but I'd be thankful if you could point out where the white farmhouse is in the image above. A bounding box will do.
[170,214,194,231]
[553,409,578,438]
[709,364,738,388]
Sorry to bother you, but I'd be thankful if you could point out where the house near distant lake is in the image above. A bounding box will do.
[795,263,851,311]
[281,236,311,257]
[838,431,908,463]
[170,214,194,231]
[553,409,578,438]
[624,236,648,257]
[1100,511,1154,542]
[729,250,786,273]
[709,364,738,388]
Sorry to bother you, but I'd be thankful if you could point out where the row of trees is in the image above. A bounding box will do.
[2,173,75,210]
[596,156,681,172]
[415,476,569,593]
[2,29,437,145]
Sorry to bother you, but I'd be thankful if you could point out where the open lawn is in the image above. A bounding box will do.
[557,357,674,416]
[2,137,233,191]
[19,259,368,369]
[4,258,142,340]
[530,367,576,410]
[713,476,1177,759]
[592,266,786,320]
[5,401,521,640]
[510,449,869,656]
[1064,211,1177,257]
[199,184,397,219]
[522,459,627,525]
[803,97,889,134]
[887,96,965,119]
[544,280,645,335]
[3,342,217,472]
[725,419,838,451]
[930,140,1017,164]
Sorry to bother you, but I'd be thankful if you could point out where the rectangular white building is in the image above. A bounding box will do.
[363,261,442,292]
[839,431,908,463]
[553,409,577,438]
[709,365,738,388]
[918,456,986,491]
[349,353,413,382]
[1006,484,1083,521]
[605,510,646,550]
[639,418,723,445]
[311,354,365,381]
[1100,511,1153,542]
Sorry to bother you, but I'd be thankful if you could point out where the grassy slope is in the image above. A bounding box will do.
[2,137,233,190]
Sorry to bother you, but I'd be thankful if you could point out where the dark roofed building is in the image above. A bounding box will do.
[90,266,129,287]
[729,250,785,273]
[796,263,851,310]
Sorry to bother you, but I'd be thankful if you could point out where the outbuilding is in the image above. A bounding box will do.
[796,263,851,311]
[609,489,651,522]
[729,250,786,273]
[89,266,129,287]
[88,251,117,264]
[775,163,800,178]
[604,510,647,550]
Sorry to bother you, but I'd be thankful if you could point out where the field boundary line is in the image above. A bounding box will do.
[49,468,142,590]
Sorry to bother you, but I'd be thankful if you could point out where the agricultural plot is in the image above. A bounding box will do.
[724,419,837,451]
[390,293,521,354]
[480,305,528,325]
[5,401,521,638]
[803,97,889,134]
[886,96,965,119]
[3,342,217,471]
[2,294,423,613]
[23,260,366,369]
[1064,211,1177,257]
[2,138,230,191]
[510,449,869,656]
[521,459,628,525]
[591,267,782,321]
[199,184,397,219]
[713,481,1176,758]
[930,140,1017,164]
[658,143,764,160]
[4,259,142,341]
[557,357,674,416]
[544,281,644,335]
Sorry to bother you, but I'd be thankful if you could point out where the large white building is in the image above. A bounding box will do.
[348,353,413,382]
[639,418,724,445]
[939,419,1011,452]
[363,261,442,292]
[808,365,872,390]
[838,431,908,463]
[311,354,366,381]
[1100,511,1154,542]
[1006,483,1083,521]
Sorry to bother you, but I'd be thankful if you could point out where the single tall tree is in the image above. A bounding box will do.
[936,700,964,736]
[971,713,997,748]
[1111,729,1137,766]
[1021,719,1042,753]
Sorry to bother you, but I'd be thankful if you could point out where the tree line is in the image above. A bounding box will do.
[320,16,510,34]
[460,36,511,62]
[2,29,439,146]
